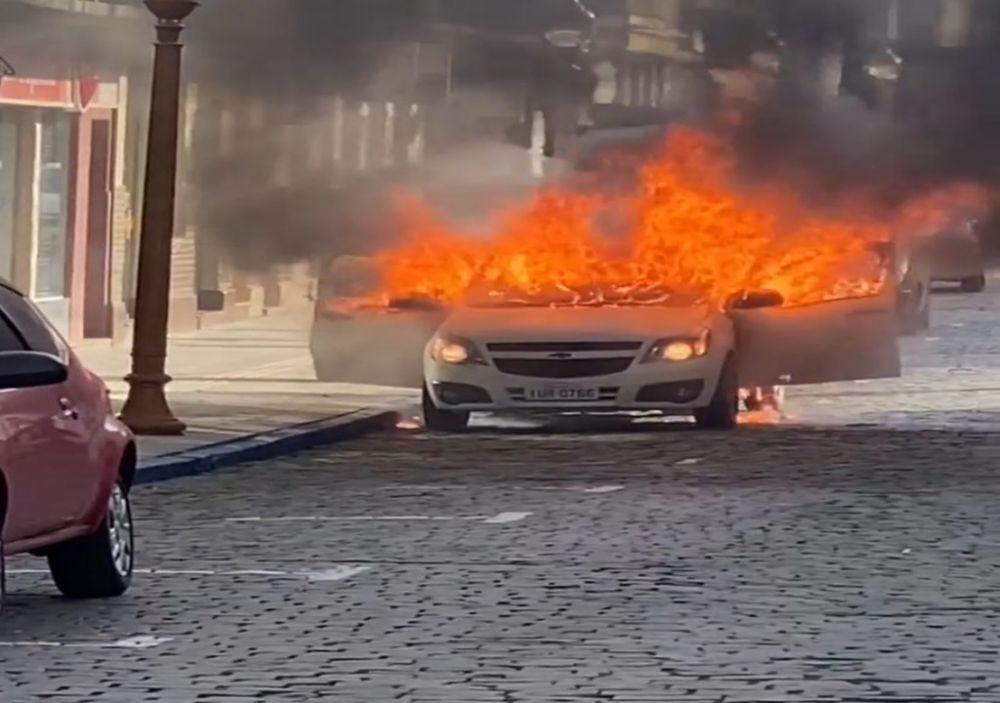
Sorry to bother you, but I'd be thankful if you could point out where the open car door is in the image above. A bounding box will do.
[731,261,901,387]
[311,256,448,387]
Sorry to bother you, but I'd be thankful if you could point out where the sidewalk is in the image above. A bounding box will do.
[76,307,418,480]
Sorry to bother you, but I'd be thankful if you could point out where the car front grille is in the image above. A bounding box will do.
[487,341,642,353]
[493,357,634,379]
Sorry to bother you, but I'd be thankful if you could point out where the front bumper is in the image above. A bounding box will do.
[425,354,727,414]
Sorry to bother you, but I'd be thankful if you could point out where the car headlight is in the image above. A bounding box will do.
[643,330,711,363]
[430,335,487,365]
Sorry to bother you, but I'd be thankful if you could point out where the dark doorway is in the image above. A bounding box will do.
[83,118,112,338]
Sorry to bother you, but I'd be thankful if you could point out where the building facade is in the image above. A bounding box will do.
[24,0,999,349]
[589,0,708,124]
[0,4,132,342]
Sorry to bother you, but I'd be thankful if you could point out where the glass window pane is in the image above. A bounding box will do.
[0,114,15,281]
[0,285,59,355]
[0,308,24,353]
[34,112,71,300]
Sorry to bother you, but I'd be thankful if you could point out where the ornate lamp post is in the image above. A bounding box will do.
[119,0,198,435]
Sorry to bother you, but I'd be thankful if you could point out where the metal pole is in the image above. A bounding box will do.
[119,0,198,435]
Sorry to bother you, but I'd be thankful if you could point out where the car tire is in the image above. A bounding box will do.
[695,356,739,431]
[961,274,986,293]
[47,481,134,599]
[422,386,470,432]
[898,302,931,335]
[0,533,6,615]
[916,303,931,331]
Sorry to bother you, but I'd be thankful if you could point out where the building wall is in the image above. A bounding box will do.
[172,61,438,325]
[588,0,712,126]
[2,1,611,343]
[0,74,124,341]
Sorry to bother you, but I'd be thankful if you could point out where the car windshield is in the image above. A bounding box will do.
[466,283,702,309]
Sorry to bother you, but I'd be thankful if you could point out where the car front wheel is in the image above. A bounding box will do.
[694,356,739,430]
[898,302,931,335]
[47,481,134,599]
[0,531,6,615]
[422,386,470,432]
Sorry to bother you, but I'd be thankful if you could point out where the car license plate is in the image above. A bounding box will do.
[525,387,599,402]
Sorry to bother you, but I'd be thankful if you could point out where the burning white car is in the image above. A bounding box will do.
[422,285,901,431]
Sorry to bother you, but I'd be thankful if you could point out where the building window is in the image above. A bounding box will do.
[34,111,70,301]
[650,64,661,107]
[887,0,900,41]
[632,64,644,107]
[618,63,631,106]
[0,112,15,281]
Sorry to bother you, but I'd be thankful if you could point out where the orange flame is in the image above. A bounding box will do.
[376,126,989,308]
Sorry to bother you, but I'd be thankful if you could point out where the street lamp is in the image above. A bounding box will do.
[119,0,198,435]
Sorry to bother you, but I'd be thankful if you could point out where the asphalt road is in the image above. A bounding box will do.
[5,425,1000,702]
[4,286,1000,702]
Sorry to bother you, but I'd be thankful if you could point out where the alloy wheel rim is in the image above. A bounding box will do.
[107,484,133,577]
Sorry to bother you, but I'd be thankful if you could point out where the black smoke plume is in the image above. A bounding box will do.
[721,0,1000,223]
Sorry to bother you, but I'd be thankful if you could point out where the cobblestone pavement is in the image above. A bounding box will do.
[5,424,1000,702]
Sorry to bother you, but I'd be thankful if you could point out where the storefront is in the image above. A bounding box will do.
[0,79,76,333]
[35,109,72,327]
[0,74,118,339]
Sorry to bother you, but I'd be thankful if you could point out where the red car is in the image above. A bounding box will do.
[0,280,135,610]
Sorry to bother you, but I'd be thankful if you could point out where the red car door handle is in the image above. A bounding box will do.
[59,397,79,420]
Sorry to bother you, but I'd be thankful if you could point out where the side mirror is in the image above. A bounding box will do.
[728,290,785,311]
[0,351,68,390]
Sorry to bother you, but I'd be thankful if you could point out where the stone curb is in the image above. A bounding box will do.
[134,409,399,485]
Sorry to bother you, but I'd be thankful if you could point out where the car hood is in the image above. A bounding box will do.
[440,304,718,342]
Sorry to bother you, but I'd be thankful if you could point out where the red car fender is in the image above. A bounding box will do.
[78,415,133,533]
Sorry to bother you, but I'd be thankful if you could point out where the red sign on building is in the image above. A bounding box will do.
[0,77,74,106]
[0,76,100,110]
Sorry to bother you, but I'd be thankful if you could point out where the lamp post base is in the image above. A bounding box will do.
[119,372,187,436]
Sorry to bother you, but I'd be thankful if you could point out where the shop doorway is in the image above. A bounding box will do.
[83,118,112,338]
